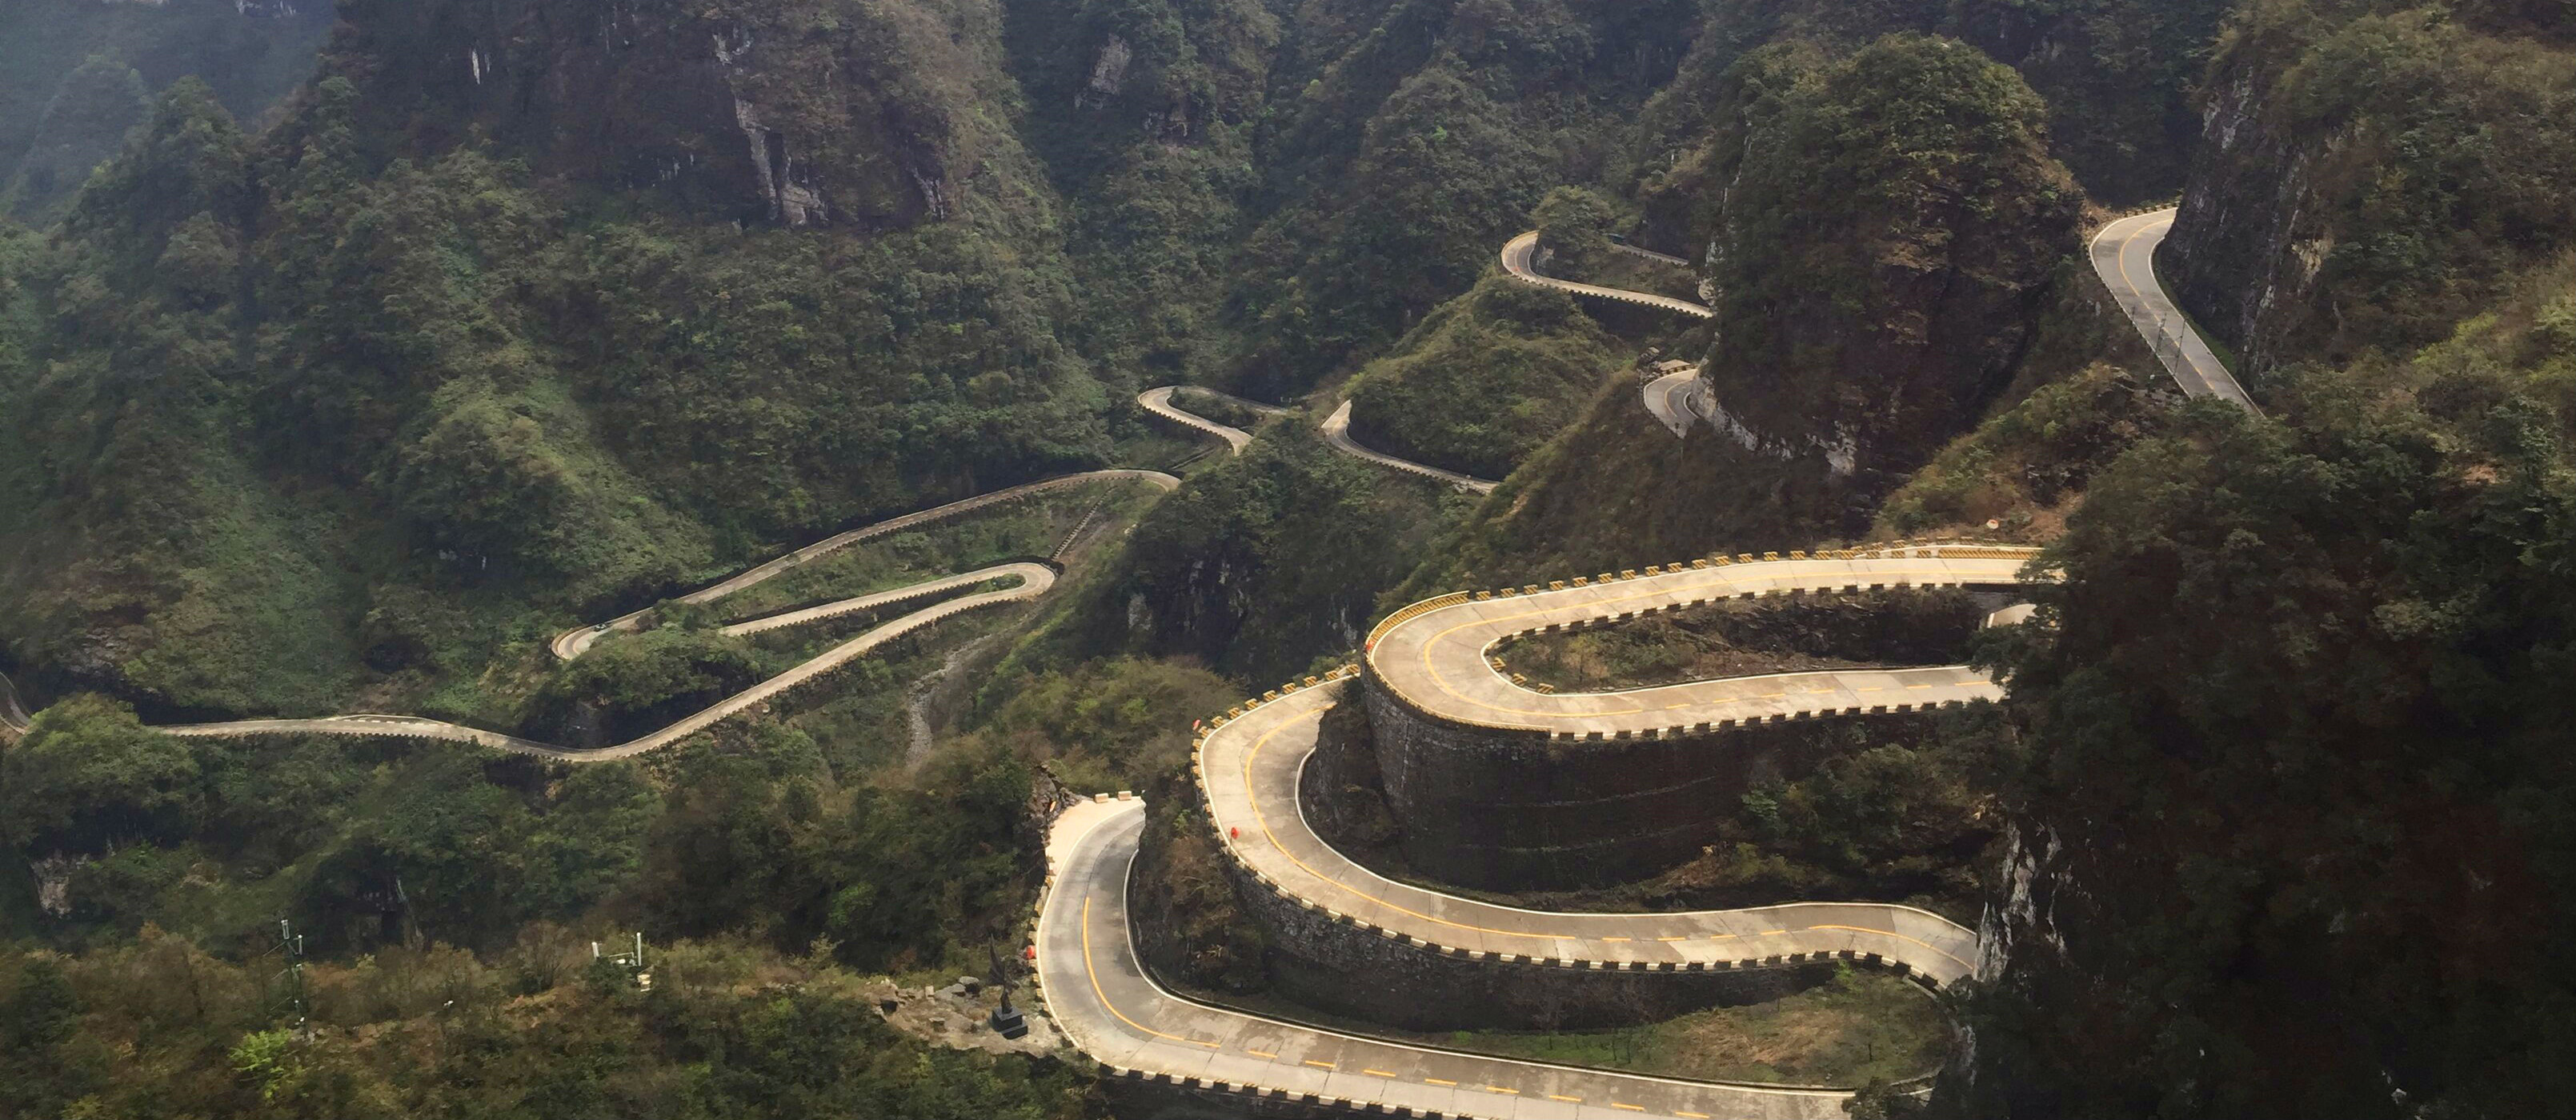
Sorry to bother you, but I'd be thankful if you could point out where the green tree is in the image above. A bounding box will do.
[1531,185,1619,278]
[0,694,201,855]
[4,53,148,222]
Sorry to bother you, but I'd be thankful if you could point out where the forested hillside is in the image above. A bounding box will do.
[2,0,331,222]
[1954,3,2576,1114]
[4,0,2574,1116]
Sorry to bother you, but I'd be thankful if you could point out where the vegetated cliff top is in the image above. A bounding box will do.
[2165,0,2576,375]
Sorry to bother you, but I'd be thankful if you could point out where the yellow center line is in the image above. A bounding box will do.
[1221,687,1982,972]
[1363,1068,1397,1078]
[1601,937,1630,942]
[1304,1059,1336,1070]
[1678,1112,1713,1118]
[1396,559,2028,718]
[1548,1094,1584,1102]
[1657,936,1688,942]
[1242,710,1582,940]
[1760,929,1789,936]
[1080,898,1218,1048]
[1245,1049,1276,1059]
[1485,1086,1520,1094]
[1806,923,1975,970]
[1611,1104,1646,1112]
[1425,1078,1459,1087]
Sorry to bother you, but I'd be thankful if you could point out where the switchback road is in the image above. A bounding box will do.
[1321,401,1501,494]
[1027,542,2040,1118]
[1039,798,1857,1120]
[9,471,1177,759]
[1136,386,1287,455]
[1501,232,1715,319]
[1364,545,2036,740]
[552,470,1176,659]
[1642,365,1707,438]
[1144,384,1507,494]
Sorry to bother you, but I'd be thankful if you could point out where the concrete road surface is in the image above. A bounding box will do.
[1501,232,1715,319]
[1321,401,1501,494]
[1642,366,1707,438]
[1365,546,2039,739]
[1037,798,1857,1120]
[2090,210,2255,410]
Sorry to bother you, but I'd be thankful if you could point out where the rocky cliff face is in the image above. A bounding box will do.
[1638,34,2081,491]
[329,0,1012,227]
[2162,4,2576,374]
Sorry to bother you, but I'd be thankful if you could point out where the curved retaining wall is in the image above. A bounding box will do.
[1361,670,1922,890]
[1232,791,1843,1033]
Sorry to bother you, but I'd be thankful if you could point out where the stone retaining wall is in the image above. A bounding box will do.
[1225,850,1837,1032]
[1363,669,1927,890]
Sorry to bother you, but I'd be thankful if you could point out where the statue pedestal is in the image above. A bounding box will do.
[989,1004,1028,1039]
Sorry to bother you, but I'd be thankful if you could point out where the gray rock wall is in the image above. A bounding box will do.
[1362,670,1853,890]
[1225,853,1836,1032]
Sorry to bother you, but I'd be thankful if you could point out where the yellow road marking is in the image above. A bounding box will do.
[1304,1060,1336,1070]
[1080,898,1216,1048]
[1548,1094,1583,1102]
[1364,1069,1397,1078]
[1221,696,1981,973]
[1425,1078,1459,1086]
[1484,1086,1520,1094]
[1245,1049,1276,1058]
[1657,936,1688,942]
[1396,559,2027,717]
[1760,929,1789,936]
[1678,1113,1712,1118]
[1610,1104,1646,1112]
[1601,936,1630,942]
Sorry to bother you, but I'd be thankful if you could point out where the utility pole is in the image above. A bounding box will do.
[273,918,310,1041]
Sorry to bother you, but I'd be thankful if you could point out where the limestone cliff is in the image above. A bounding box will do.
[327,0,1020,227]
[1637,34,2081,492]
[2162,3,2576,374]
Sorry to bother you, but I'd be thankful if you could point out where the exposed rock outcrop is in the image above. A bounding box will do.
[327,0,998,227]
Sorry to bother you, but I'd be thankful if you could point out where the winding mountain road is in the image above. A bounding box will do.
[1143,386,1506,494]
[1136,386,1288,455]
[1642,365,1708,438]
[1364,546,2034,741]
[1,471,1177,759]
[1040,798,1860,1120]
[166,566,1055,760]
[1502,231,1715,319]
[1029,542,2040,1119]
[552,470,1176,659]
[2089,209,2253,409]
[1025,210,2246,1114]
[1321,401,1501,494]
[3,200,2245,1116]
[1146,233,1715,489]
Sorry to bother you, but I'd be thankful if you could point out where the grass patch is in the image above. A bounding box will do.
[1494,590,1984,694]
[1430,969,1947,1086]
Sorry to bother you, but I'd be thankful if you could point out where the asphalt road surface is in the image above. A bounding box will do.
[1138,386,1288,455]
[1037,798,1859,1120]
[2089,210,2255,409]
[1501,231,1715,319]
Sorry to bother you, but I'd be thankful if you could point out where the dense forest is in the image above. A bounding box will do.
[3,0,2573,1116]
